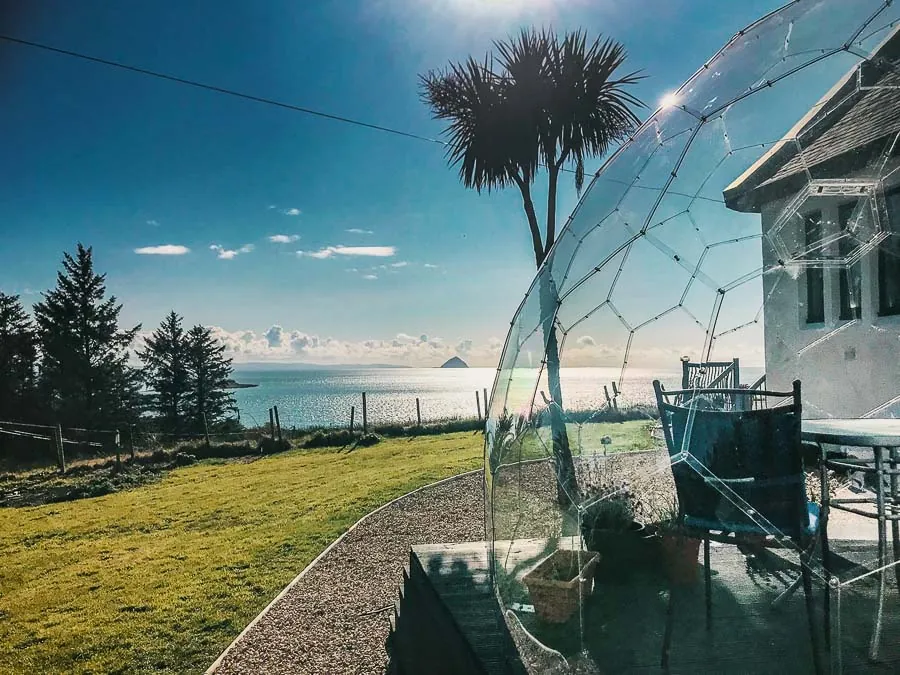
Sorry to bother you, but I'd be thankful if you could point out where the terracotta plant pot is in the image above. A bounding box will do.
[522,549,600,624]
[660,534,701,585]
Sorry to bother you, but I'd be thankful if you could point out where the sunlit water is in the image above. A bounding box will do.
[229,366,762,429]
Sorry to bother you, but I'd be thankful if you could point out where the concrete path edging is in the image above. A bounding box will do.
[205,467,483,674]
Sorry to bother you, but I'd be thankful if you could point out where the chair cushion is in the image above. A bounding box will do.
[684,501,819,537]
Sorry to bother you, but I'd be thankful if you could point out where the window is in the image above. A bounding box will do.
[838,201,862,320]
[880,190,900,317]
[805,211,825,324]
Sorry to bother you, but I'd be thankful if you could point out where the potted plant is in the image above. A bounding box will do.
[579,480,655,573]
[522,549,600,624]
[653,497,701,585]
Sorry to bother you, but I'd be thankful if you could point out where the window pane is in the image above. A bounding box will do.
[805,211,825,324]
[881,191,900,317]
[839,201,862,321]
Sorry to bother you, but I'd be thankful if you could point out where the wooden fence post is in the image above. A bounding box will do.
[273,405,282,442]
[416,398,421,426]
[114,430,122,470]
[483,388,489,416]
[268,408,275,438]
[350,406,355,433]
[55,424,66,474]
[203,413,211,448]
[362,392,368,434]
[476,391,482,421]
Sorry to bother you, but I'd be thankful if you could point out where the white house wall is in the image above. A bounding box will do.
[760,191,900,419]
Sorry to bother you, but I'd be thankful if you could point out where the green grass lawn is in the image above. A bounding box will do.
[521,419,658,461]
[0,432,483,674]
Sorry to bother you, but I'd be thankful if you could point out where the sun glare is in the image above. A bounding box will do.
[660,91,680,108]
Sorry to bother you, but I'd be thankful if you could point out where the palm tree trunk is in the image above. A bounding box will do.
[515,171,578,507]
[539,272,578,506]
[546,165,559,255]
[513,175,546,268]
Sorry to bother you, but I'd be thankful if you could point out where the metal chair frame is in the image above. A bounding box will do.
[653,379,823,674]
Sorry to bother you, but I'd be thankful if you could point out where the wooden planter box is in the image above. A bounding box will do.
[522,549,600,624]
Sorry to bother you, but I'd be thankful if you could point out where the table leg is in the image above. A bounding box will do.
[820,449,831,646]
[891,448,900,593]
[869,447,887,662]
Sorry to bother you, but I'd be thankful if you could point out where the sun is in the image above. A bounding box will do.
[660,91,680,108]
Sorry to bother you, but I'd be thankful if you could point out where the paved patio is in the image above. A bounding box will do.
[413,533,900,674]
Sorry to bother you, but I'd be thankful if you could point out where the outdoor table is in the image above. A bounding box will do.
[803,418,900,664]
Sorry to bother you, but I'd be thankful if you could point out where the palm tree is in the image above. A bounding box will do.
[421,29,644,505]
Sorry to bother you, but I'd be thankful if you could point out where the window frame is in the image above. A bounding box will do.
[838,201,863,321]
[879,187,900,318]
[804,210,825,325]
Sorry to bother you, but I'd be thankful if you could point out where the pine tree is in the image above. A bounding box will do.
[139,311,189,435]
[33,244,141,429]
[184,325,234,433]
[0,293,37,421]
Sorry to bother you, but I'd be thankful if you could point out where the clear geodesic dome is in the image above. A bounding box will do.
[485,2,900,671]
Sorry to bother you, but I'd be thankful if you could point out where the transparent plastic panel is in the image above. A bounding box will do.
[486,5,900,670]
[558,212,639,296]
[674,1,888,118]
[610,236,694,329]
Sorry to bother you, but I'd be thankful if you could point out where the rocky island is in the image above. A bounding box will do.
[440,356,468,368]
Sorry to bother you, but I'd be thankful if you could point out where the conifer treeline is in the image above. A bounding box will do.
[0,244,234,434]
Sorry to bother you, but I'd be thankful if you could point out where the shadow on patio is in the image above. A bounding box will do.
[397,537,900,674]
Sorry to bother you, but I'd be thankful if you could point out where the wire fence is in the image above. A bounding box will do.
[0,420,266,473]
[0,389,495,473]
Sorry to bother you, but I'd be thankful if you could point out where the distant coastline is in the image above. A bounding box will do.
[231,362,411,371]
[224,379,258,389]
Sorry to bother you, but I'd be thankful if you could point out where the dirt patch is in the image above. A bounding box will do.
[0,463,166,507]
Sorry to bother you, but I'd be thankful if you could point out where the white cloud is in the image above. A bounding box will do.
[576,335,596,347]
[282,208,301,216]
[199,325,505,366]
[134,244,190,255]
[423,263,438,269]
[210,243,253,260]
[362,274,378,280]
[301,249,334,260]
[297,245,396,259]
[346,228,374,235]
[264,325,284,348]
[268,234,300,244]
[146,219,159,226]
[456,339,473,353]
[390,261,409,268]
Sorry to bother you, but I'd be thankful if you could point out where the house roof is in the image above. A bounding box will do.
[724,28,900,213]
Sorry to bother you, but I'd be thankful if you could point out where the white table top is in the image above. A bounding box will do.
[802,418,900,447]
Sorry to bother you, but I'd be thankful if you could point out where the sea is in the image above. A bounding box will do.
[227,366,750,430]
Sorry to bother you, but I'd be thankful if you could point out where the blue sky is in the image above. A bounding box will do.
[0,0,783,366]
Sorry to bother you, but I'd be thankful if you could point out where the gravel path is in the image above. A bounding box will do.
[212,471,485,675]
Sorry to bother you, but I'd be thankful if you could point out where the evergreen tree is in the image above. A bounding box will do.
[33,244,141,429]
[0,293,37,421]
[139,311,189,435]
[184,325,234,433]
